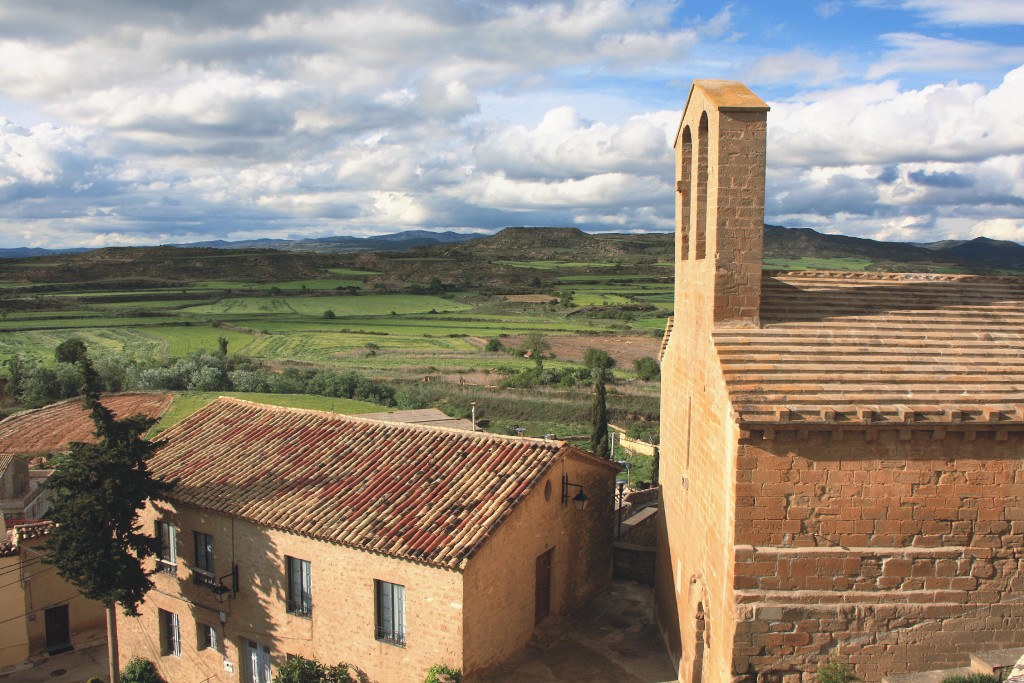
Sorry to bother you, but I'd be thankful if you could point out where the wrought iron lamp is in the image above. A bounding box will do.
[561,473,589,510]
[210,564,239,603]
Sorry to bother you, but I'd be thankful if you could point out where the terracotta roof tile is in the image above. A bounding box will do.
[717,273,1024,425]
[0,521,54,557]
[0,393,173,456]
[151,397,607,570]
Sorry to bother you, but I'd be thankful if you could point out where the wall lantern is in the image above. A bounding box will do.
[561,473,589,510]
[211,564,239,603]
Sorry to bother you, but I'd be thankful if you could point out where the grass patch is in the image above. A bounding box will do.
[150,391,384,436]
[493,260,620,270]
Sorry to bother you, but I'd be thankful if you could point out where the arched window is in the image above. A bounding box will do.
[678,126,692,260]
[695,112,709,260]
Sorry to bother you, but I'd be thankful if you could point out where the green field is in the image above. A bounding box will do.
[150,391,383,436]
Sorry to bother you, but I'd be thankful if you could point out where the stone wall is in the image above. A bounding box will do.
[119,501,464,683]
[731,429,1024,681]
[657,80,769,683]
[463,451,617,677]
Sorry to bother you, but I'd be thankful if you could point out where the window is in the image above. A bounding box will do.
[156,521,177,574]
[375,580,406,647]
[160,609,181,657]
[246,640,271,683]
[286,556,312,617]
[193,531,214,586]
[197,622,216,651]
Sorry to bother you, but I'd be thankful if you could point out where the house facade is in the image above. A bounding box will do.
[657,81,1024,681]
[118,397,618,682]
[0,519,106,667]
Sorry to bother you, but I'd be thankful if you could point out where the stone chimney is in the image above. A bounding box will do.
[674,80,768,328]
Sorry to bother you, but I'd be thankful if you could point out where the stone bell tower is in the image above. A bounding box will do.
[673,80,769,328]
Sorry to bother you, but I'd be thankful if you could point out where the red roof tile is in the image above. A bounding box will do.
[1,521,54,557]
[151,397,611,570]
[0,393,173,456]
[716,272,1024,426]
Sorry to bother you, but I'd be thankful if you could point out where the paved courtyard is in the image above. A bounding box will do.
[482,580,676,682]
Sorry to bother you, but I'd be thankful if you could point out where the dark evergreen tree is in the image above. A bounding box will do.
[44,347,172,683]
[591,368,610,458]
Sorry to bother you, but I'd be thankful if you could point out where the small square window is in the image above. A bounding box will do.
[156,522,177,574]
[159,609,181,657]
[286,556,312,617]
[197,622,216,651]
[375,580,406,647]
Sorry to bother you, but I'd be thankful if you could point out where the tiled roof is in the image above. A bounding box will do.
[151,398,612,570]
[0,521,53,557]
[716,272,1024,426]
[0,393,173,456]
[0,453,13,476]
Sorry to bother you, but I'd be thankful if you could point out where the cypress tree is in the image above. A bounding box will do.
[591,368,610,458]
[45,349,171,683]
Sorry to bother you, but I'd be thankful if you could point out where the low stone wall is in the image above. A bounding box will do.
[613,507,658,584]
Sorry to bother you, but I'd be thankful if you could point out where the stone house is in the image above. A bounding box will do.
[0,519,106,667]
[657,80,1024,681]
[0,454,49,522]
[118,397,619,683]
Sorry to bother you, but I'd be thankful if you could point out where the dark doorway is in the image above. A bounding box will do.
[44,604,72,655]
[535,548,553,625]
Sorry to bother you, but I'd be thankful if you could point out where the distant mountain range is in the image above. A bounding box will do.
[0,230,485,260]
[1,225,1023,274]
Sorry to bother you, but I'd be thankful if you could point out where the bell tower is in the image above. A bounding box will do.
[674,80,769,328]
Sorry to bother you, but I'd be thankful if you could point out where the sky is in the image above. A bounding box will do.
[0,0,1023,249]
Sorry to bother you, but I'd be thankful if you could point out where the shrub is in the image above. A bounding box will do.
[120,657,166,683]
[273,655,353,683]
[817,656,857,683]
[323,310,336,319]
[484,338,504,352]
[633,356,660,381]
[941,676,1000,683]
[424,664,463,683]
[86,678,105,683]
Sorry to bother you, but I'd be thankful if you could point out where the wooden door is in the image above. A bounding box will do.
[44,604,72,654]
[535,548,553,625]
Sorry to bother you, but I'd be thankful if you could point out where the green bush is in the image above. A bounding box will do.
[424,664,462,683]
[120,657,166,683]
[817,656,856,683]
[484,338,504,352]
[941,676,1000,683]
[633,356,660,381]
[86,678,105,683]
[272,655,354,683]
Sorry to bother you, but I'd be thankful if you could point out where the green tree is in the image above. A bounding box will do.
[633,356,659,381]
[583,348,616,372]
[521,333,550,371]
[272,655,354,683]
[45,347,172,683]
[591,368,609,458]
[217,336,229,355]
[55,337,89,365]
[365,342,381,357]
[323,309,336,319]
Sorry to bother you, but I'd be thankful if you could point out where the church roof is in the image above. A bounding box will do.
[715,271,1024,427]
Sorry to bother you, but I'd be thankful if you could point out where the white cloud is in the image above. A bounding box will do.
[868,33,1024,79]
[747,49,844,86]
[770,66,1024,167]
[896,0,1024,25]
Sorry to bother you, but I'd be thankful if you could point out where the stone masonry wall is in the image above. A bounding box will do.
[462,452,616,678]
[657,81,769,683]
[119,501,464,683]
[731,428,1024,681]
